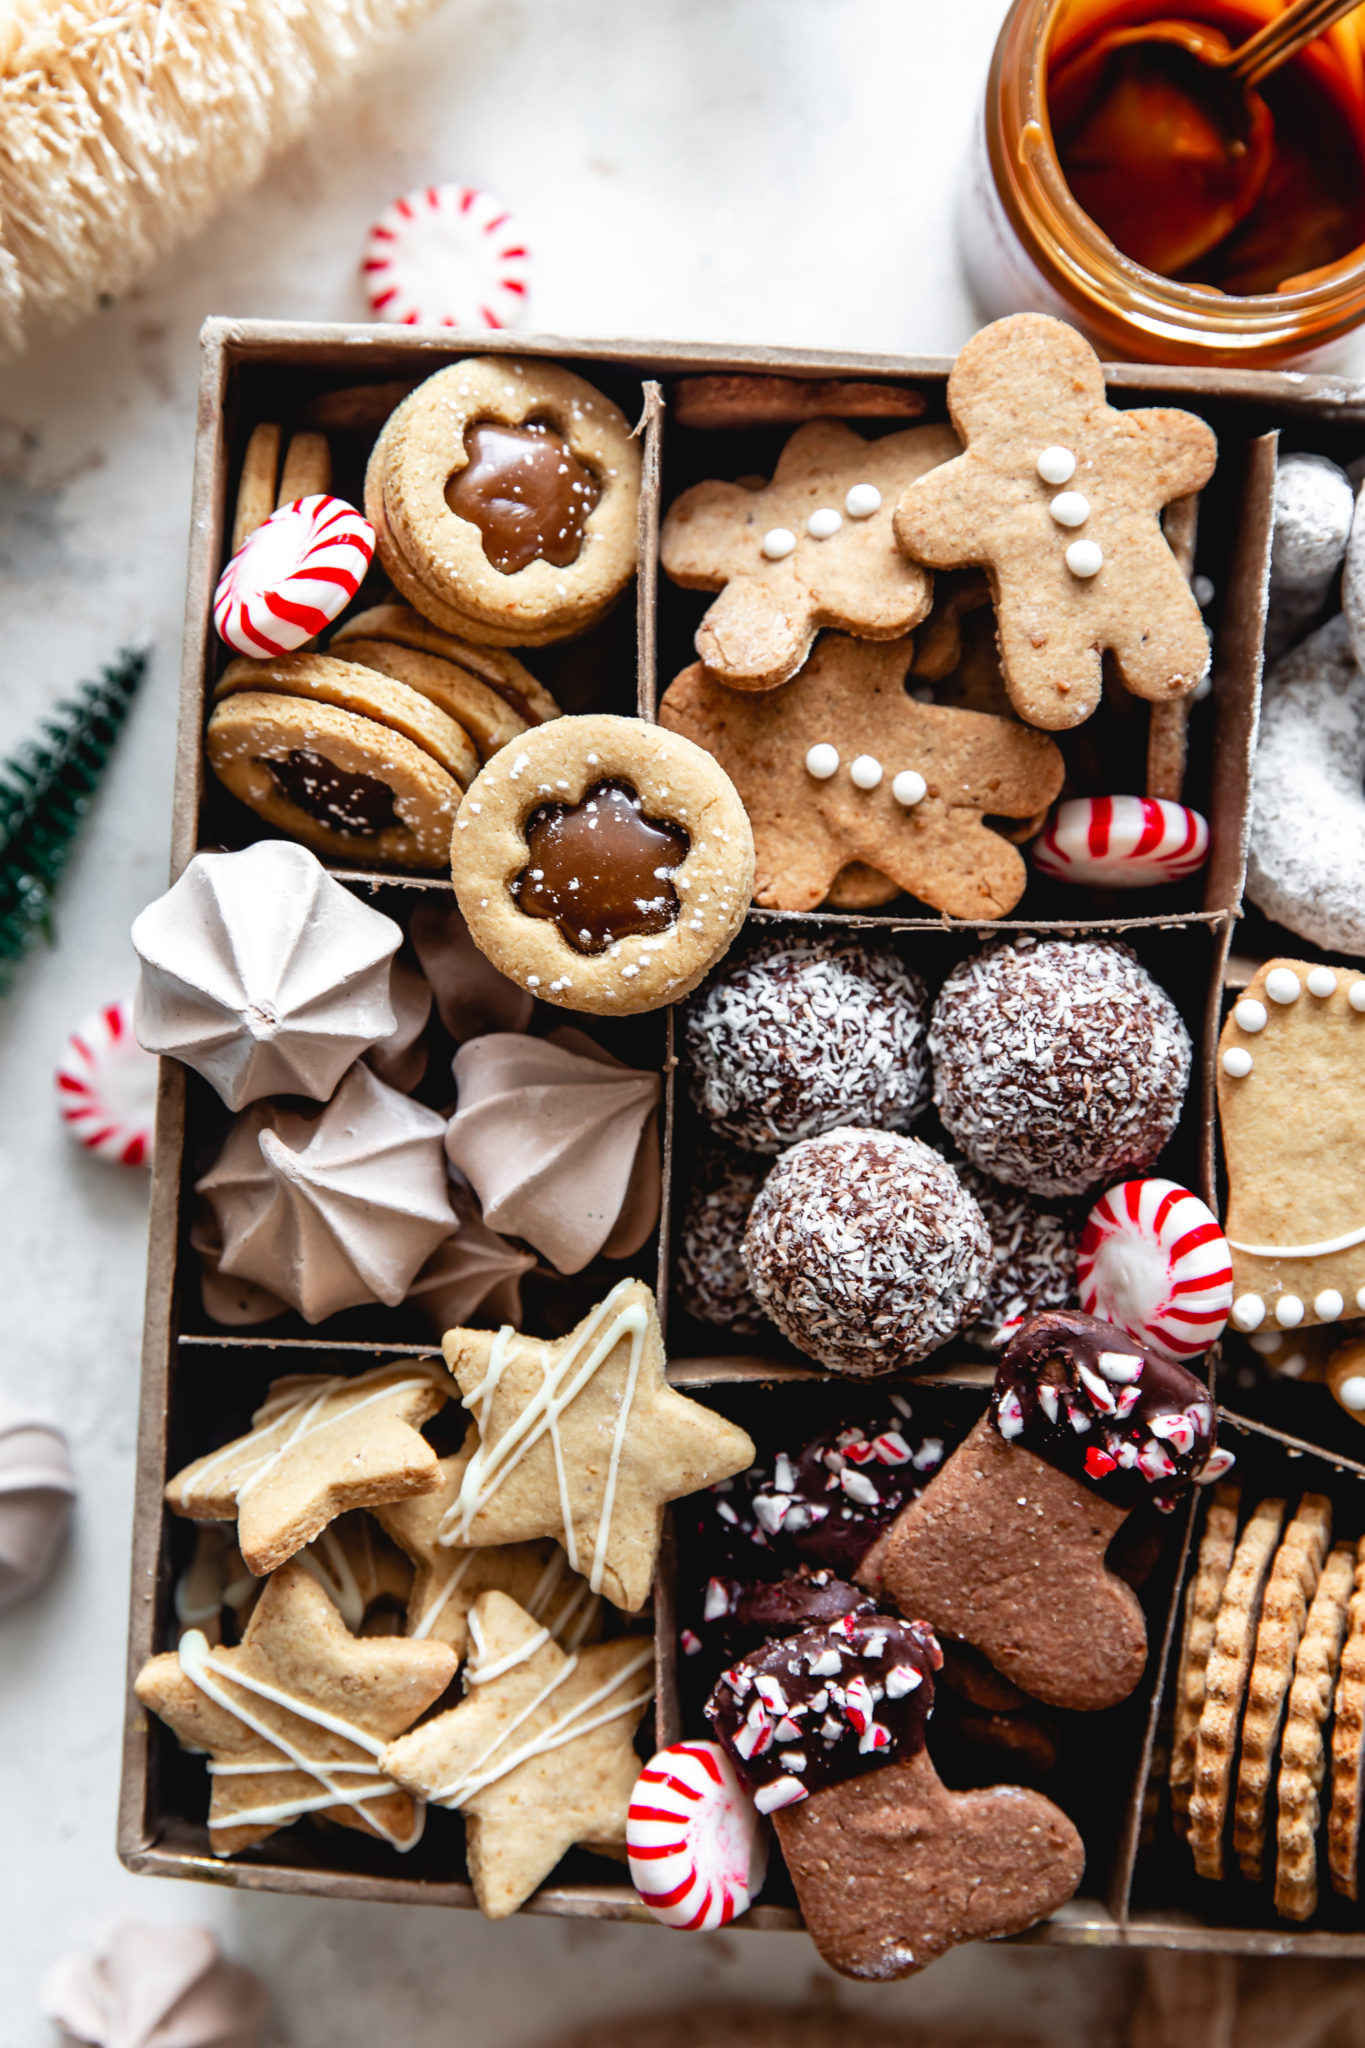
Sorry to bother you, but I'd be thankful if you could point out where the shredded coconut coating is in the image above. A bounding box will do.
[929,938,1191,1199]
[742,1128,990,1376]
[674,1146,770,1335]
[684,934,929,1155]
[954,1165,1079,1350]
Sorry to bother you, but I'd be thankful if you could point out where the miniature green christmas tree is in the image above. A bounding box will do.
[0,649,147,991]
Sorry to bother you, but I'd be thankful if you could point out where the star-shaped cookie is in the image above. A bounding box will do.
[660,635,1064,917]
[135,1561,457,1855]
[376,1435,604,1657]
[894,314,1215,731]
[165,1358,449,1575]
[661,421,960,690]
[382,1590,654,1916]
[442,1278,755,1612]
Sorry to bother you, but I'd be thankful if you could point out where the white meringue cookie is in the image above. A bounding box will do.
[132,841,401,1110]
[0,1392,75,1609]
[42,1922,267,2048]
[197,1062,455,1322]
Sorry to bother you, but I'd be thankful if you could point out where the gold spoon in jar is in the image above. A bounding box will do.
[1049,0,1365,277]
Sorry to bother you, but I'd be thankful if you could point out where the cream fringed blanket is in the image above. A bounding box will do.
[0,0,437,354]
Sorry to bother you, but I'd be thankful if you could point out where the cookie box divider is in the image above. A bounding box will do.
[122,320,1340,1951]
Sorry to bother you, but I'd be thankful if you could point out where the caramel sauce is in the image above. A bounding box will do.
[264,750,399,837]
[1049,2,1365,290]
[445,418,600,575]
[513,780,689,955]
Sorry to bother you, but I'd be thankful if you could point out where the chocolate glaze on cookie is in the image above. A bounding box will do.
[512,781,689,954]
[767,1399,943,1575]
[697,1566,873,1666]
[992,1307,1224,1509]
[707,1609,942,1812]
[265,750,399,836]
[445,418,600,574]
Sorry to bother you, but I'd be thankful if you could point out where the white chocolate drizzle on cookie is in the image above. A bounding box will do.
[178,1369,443,1514]
[1228,1223,1365,1260]
[177,1628,419,1848]
[413,1532,602,1650]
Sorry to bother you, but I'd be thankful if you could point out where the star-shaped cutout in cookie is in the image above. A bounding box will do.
[165,1358,448,1575]
[661,421,960,690]
[442,1278,755,1612]
[383,1590,654,1916]
[135,1561,457,1855]
[894,314,1216,731]
[376,1434,604,1658]
[660,634,1064,917]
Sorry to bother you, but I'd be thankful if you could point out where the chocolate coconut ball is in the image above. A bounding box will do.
[684,934,929,1154]
[673,1147,769,1335]
[930,939,1191,1199]
[743,1128,991,1376]
[955,1165,1080,1351]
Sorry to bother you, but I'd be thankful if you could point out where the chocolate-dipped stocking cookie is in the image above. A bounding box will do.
[707,1612,1082,1978]
[883,1309,1232,1711]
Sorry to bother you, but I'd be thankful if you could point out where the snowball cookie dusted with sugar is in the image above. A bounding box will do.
[1265,452,1355,664]
[684,934,929,1153]
[450,714,753,1016]
[743,1129,991,1375]
[930,938,1191,1199]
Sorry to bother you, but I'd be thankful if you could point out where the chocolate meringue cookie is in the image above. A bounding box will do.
[41,1923,267,2048]
[407,1177,536,1335]
[365,952,433,1093]
[133,841,401,1110]
[409,894,533,1042]
[444,1028,661,1274]
[0,1393,75,1609]
[196,1062,456,1322]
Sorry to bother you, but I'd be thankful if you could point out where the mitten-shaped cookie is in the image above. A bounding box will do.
[706,1611,1083,1977]
[894,315,1215,731]
[883,1309,1233,1710]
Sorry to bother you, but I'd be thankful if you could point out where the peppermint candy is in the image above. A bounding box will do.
[1078,1178,1233,1362]
[213,495,375,658]
[1033,796,1210,887]
[55,1000,157,1167]
[627,1741,767,1930]
[362,183,530,329]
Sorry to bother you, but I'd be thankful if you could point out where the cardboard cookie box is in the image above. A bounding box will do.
[119,319,1365,1956]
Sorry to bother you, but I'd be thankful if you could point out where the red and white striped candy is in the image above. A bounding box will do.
[1078,1178,1233,1362]
[627,1740,768,1931]
[1033,796,1209,887]
[213,494,374,658]
[55,1000,157,1168]
[363,184,530,329]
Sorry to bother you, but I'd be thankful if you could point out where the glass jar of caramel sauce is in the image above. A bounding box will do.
[963,0,1365,365]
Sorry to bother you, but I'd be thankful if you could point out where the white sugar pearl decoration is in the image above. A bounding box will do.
[1339,1375,1365,1411]
[850,754,884,790]
[807,508,842,539]
[1316,1289,1345,1320]
[1066,539,1104,578]
[1231,1293,1267,1331]
[892,770,927,807]
[1037,446,1076,485]
[1358,1285,1365,1311]
[1234,999,1268,1033]
[1222,1047,1253,1078]
[1275,1294,1305,1328]
[806,743,840,780]
[1351,982,1365,1013]
[761,528,796,560]
[845,484,881,518]
[1308,967,1338,997]
[1050,491,1091,528]
[1266,968,1302,1005]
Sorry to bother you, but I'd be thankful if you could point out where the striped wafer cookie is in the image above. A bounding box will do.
[1170,1482,1240,1837]
[1188,1494,1286,1879]
[1274,1540,1357,1919]
[1327,1540,1365,1900]
[1233,1494,1332,1880]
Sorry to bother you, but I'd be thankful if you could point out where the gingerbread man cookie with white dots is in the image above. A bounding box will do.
[661,421,960,691]
[1219,959,1365,1341]
[894,315,1216,732]
[659,634,1063,918]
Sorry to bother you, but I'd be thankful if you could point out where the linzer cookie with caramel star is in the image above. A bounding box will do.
[366,357,641,645]
[450,713,754,1014]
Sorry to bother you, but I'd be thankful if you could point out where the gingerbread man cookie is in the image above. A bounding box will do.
[894,315,1216,731]
[660,421,960,690]
[660,635,1063,917]
[1219,959,1365,1339]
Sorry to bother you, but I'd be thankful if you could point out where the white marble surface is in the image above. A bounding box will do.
[0,1,1137,2039]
